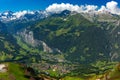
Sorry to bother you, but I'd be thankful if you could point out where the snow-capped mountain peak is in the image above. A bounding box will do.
[0,10,50,22]
[12,10,35,19]
[2,11,13,16]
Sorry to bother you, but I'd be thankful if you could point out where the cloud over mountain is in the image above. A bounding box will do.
[46,1,120,15]
[46,3,81,13]
[46,3,98,13]
[106,1,120,14]
[13,10,34,18]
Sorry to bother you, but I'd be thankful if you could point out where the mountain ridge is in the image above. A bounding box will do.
[0,9,120,23]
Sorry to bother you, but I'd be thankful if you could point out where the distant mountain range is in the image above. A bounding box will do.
[0,9,119,22]
[0,10,50,22]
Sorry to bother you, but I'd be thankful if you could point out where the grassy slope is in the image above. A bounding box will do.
[0,63,28,80]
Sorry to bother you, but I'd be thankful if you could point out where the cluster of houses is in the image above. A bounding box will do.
[31,62,71,75]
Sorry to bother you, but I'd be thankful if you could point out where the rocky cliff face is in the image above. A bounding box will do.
[17,29,61,53]
[17,29,38,47]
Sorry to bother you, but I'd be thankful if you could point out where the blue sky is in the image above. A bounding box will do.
[0,0,120,12]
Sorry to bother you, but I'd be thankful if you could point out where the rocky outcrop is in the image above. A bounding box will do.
[17,29,61,53]
[17,29,38,47]
[0,64,7,72]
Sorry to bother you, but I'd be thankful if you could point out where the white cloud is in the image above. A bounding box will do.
[46,1,120,15]
[98,1,120,14]
[98,6,108,12]
[84,5,98,12]
[46,3,98,13]
[46,3,81,13]
[106,1,120,14]
[13,10,27,18]
[13,10,34,18]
